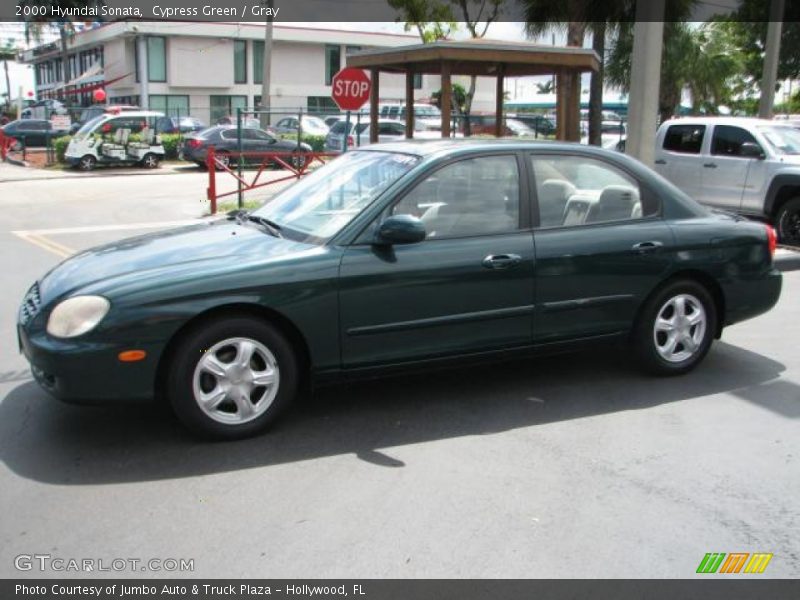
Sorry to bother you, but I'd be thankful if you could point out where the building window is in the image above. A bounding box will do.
[150,94,190,117]
[345,45,361,55]
[325,44,340,86]
[413,73,422,90]
[234,40,247,84]
[210,95,248,123]
[110,95,140,106]
[253,40,264,84]
[147,36,167,82]
[307,96,339,115]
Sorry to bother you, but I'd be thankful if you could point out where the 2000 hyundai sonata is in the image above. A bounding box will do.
[18,141,782,439]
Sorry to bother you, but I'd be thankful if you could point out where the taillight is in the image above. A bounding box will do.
[347,135,354,148]
[766,224,777,258]
[187,138,202,149]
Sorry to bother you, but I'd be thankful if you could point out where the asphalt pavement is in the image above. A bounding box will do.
[0,162,798,579]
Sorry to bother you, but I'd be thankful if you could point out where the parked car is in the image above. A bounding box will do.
[17,141,782,440]
[1,119,70,147]
[21,99,68,120]
[324,119,406,151]
[155,116,206,134]
[273,115,329,136]
[654,117,800,244]
[323,115,346,128]
[216,115,262,129]
[511,114,556,136]
[379,103,442,131]
[469,116,534,137]
[69,104,140,135]
[181,125,312,169]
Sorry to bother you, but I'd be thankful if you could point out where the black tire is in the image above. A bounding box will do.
[632,279,717,376]
[78,154,96,171]
[291,151,307,169]
[166,317,299,440]
[775,197,800,246]
[194,161,208,170]
[141,153,161,169]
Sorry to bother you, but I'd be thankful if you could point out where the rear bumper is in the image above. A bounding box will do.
[724,267,782,327]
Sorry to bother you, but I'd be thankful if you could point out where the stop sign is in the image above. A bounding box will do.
[331,68,371,111]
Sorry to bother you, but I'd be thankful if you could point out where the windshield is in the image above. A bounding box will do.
[73,115,106,140]
[758,126,800,155]
[303,116,327,129]
[253,151,419,243]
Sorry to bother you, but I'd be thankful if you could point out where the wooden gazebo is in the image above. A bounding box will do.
[346,39,600,143]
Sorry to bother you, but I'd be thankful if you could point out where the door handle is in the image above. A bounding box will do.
[703,163,717,169]
[654,159,667,165]
[482,254,522,269]
[631,241,663,253]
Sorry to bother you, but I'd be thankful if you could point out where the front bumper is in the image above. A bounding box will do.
[18,325,158,405]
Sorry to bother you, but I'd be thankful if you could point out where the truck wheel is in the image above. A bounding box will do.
[142,153,161,169]
[78,155,96,171]
[776,197,800,246]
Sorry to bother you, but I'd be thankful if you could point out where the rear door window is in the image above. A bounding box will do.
[663,124,706,154]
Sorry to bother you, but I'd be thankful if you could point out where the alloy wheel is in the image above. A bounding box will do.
[192,337,280,425]
[653,293,707,363]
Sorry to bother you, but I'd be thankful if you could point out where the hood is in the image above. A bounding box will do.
[39,220,316,303]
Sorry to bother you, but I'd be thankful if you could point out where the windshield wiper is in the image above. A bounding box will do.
[226,210,283,238]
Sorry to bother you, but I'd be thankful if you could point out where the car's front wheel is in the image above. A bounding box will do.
[633,280,717,375]
[166,317,299,439]
[775,197,800,246]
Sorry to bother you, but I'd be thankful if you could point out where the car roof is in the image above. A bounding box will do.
[97,110,164,119]
[661,116,780,128]
[362,138,608,158]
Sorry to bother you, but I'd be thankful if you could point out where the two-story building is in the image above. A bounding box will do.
[20,22,496,124]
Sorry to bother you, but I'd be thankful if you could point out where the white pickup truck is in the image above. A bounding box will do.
[654,117,800,244]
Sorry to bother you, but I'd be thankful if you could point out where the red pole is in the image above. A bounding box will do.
[207,145,217,215]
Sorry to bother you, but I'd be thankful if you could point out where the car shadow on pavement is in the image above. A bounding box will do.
[0,341,794,485]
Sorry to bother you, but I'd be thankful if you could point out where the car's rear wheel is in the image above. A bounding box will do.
[166,317,299,440]
[775,197,800,246]
[78,154,96,171]
[633,280,716,375]
[141,153,161,169]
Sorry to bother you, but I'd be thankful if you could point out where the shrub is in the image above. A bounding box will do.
[160,133,181,159]
[277,133,326,152]
[53,135,72,163]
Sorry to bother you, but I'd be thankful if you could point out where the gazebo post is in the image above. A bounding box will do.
[369,67,379,144]
[555,69,566,141]
[495,67,505,138]
[440,61,451,138]
[405,69,415,139]
[566,68,581,142]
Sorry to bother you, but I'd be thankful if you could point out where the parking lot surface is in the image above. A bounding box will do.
[1,164,798,578]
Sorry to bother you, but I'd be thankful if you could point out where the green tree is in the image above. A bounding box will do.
[607,20,744,122]
[431,82,468,112]
[388,0,504,134]
[720,0,800,84]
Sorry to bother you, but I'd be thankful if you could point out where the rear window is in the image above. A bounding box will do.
[663,124,706,154]
[330,121,353,134]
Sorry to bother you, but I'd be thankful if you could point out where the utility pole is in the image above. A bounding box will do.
[758,0,784,119]
[259,0,273,129]
[625,0,665,166]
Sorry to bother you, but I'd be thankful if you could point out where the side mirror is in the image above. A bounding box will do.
[375,215,426,245]
[740,141,765,159]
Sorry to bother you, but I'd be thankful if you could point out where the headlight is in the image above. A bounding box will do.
[46,295,110,338]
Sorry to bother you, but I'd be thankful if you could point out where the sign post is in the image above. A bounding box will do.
[331,68,371,152]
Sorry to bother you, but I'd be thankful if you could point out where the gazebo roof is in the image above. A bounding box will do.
[346,39,600,77]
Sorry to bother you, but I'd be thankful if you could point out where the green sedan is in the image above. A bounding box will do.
[17,141,782,439]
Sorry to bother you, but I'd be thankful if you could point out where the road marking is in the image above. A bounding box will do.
[11,219,212,259]
[13,232,74,258]
[12,219,205,236]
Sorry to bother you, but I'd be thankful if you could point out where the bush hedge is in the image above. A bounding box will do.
[277,132,327,152]
[53,136,72,163]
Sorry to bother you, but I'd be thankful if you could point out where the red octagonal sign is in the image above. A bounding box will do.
[331,68,371,112]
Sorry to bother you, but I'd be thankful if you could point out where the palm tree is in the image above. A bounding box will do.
[521,0,632,143]
[1,39,15,113]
